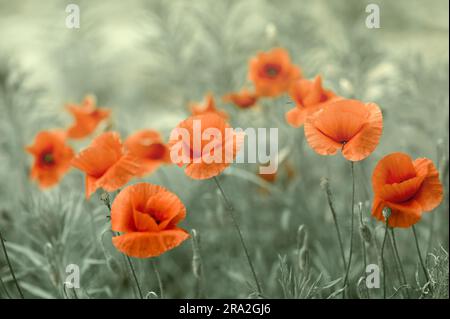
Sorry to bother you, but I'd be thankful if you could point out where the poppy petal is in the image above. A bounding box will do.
[372,197,422,228]
[112,183,162,233]
[97,154,140,192]
[342,102,383,161]
[372,152,417,194]
[112,228,189,258]
[413,158,444,211]
[304,118,342,156]
[285,107,307,128]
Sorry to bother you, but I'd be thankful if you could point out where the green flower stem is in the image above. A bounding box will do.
[213,176,263,296]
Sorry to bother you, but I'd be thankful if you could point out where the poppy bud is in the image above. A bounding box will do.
[298,246,309,273]
[191,229,203,279]
[382,207,391,220]
[359,224,372,244]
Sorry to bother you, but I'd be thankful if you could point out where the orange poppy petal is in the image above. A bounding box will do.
[413,158,444,211]
[342,102,383,161]
[304,119,342,156]
[285,107,307,128]
[378,175,425,203]
[372,152,417,194]
[72,132,123,176]
[85,175,99,199]
[97,154,140,192]
[112,228,189,258]
[112,183,165,232]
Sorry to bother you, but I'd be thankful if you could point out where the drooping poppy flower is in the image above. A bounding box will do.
[66,95,111,139]
[124,130,171,177]
[285,76,340,128]
[111,183,189,258]
[168,113,245,180]
[25,130,74,189]
[371,152,443,228]
[304,99,383,161]
[223,89,258,109]
[248,47,301,97]
[71,131,139,198]
[189,93,228,119]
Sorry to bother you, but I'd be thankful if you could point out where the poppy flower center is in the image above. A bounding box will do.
[146,143,167,160]
[40,152,55,166]
[263,64,281,78]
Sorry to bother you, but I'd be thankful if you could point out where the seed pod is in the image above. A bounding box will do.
[298,246,309,273]
[382,207,391,220]
[191,229,203,279]
[359,224,372,244]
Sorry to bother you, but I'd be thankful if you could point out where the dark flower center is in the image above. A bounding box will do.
[41,152,55,166]
[264,64,281,78]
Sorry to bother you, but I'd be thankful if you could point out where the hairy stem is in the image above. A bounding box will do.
[152,259,164,299]
[381,218,389,299]
[389,228,410,298]
[323,179,347,272]
[213,177,263,296]
[412,225,430,284]
[342,162,355,298]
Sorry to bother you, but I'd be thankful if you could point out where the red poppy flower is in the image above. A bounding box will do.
[26,130,74,188]
[248,48,301,97]
[124,130,171,177]
[168,113,244,180]
[66,95,111,139]
[304,99,383,161]
[371,152,443,228]
[223,89,258,109]
[71,132,139,198]
[189,93,228,119]
[285,76,339,128]
[111,183,189,258]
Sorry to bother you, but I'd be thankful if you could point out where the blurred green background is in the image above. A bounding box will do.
[0,0,448,298]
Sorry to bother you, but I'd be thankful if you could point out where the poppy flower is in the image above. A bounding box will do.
[71,131,139,198]
[248,47,301,97]
[371,152,443,228]
[168,113,245,180]
[124,130,171,177]
[304,99,383,161]
[111,183,189,258]
[223,89,258,109]
[189,93,228,119]
[66,95,111,139]
[25,130,74,188]
[285,76,340,128]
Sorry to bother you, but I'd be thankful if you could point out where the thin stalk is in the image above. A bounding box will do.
[389,229,410,298]
[342,162,355,298]
[0,229,24,298]
[152,259,164,299]
[124,254,144,299]
[412,225,430,284]
[358,204,369,299]
[323,179,347,271]
[381,218,389,299]
[213,177,263,296]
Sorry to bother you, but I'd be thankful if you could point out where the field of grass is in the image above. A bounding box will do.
[0,0,448,299]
